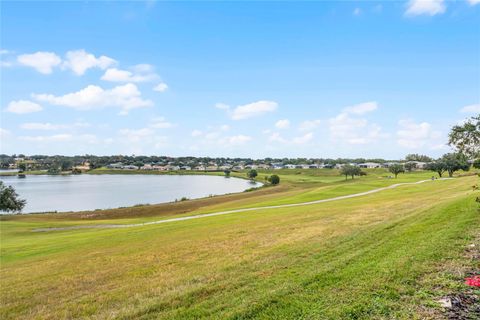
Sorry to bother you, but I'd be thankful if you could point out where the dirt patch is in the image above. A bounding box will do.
[441,292,480,320]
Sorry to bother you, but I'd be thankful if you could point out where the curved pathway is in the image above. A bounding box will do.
[34,178,451,232]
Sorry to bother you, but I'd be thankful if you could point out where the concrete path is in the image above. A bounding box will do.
[33,178,451,232]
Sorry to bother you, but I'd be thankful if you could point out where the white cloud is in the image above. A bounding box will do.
[275,119,290,129]
[20,123,66,130]
[220,124,230,131]
[299,119,321,131]
[17,51,61,74]
[191,130,203,137]
[230,100,278,120]
[101,64,159,83]
[268,132,288,143]
[405,0,446,16]
[353,8,362,15]
[292,132,314,144]
[396,119,442,148]
[343,101,378,115]
[215,103,230,110]
[153,82,168,92]
[119,128,155,142]
[329,102,385,145]
[149,117,174,129]
[460,103,480,113]
[221,135,252,145]
[6,100,43,114]
[19,134,73,142]
[33,83,152,115]
[63,49,116,75]
[467,0,480,5]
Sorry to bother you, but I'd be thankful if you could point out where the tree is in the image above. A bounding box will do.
[404,162,417,172]
[0,181,26,213]
[340,165,353,180]
[389,164,405,178]
[448,115,480,159]
[247,169,258,180]
[473,159,480,170]
[18,162,27,172]
[441,153,470,177]
[340,165,362,180]
[426,162,446,178]
[268,174,280,185]
[405,154,432,162]
[224,169,231,177]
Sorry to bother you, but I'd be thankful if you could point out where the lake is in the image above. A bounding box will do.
[0,174,261,214]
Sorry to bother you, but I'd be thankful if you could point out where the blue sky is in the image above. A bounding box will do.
[1,0,479,159]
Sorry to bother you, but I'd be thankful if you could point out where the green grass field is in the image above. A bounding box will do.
[1,169,479,319]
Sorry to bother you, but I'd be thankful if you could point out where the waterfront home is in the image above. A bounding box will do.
[107,162,124,169]
[358,162,382,169]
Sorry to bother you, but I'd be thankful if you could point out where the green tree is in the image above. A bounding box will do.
[426,162,446,178]
[224,170,231,177]
[340,165,362,180]
[18,162,27,172]
[448,115,480,158]
[389,164,405,178]
[268,174,280,185]
[441,153,470,177]
[0,181,26,213]
[405,154,432,162]
[404,162,417,172]
[247,169,258,180]
[473,159,480,170]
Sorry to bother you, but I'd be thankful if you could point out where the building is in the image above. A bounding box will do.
[358,162,382,169]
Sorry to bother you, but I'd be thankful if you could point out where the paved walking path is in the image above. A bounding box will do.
[33,178,451,232]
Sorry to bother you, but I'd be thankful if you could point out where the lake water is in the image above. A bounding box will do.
[0,174,261,214]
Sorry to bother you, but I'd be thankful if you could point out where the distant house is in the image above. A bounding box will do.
[123,165,139,170]
[232,165,244,171]
[107,162,123,169]
[309,164,320,169]
[284,164,296,169]
[382,162,400,168]
[74,162,91,171]
[180,166,192,171]
[405,161,427,170]
[358,162,381,169]
[140,164,154,170]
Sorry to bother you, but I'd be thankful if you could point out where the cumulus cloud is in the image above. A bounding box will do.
[329,102,385,144]
[6,100,43,114]
[299,119,321,131]
[63,49,116,75]
[149,117,175,129]
[467,0,480,5]
[292,132,314,144]
[33,83,152,115]
[268,131,314,145]
[343,101,378,115]
[460,103,480,113]
[153,82,168,92]
[275,119,290,129]
[101,64,159,83]
[405,0,446,16]
[17,51,61,74]
[396,119,442,148]
[20,122,90,130]
[220,135,252,145]
[230,100,278,120]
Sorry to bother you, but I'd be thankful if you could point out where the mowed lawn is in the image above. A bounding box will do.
[0,170,478,319]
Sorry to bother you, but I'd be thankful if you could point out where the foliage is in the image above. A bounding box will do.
[268,174,280,185]
[404,162,417,172]
[473,159,480,169]
[388,164,405,178]
[425,161,446,178]
[47,167,61,175]
[440,153,470,177]
[0,181,26,213]
[17,162,27,172]
[405,154,432,162]
[224,170,231,177]
[247,169,258,180]
[448,115,480,158]
[340,165,363,180]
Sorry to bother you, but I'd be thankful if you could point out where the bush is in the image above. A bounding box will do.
[268,174,280,185]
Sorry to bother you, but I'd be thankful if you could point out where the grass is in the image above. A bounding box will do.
[0,169,478,319]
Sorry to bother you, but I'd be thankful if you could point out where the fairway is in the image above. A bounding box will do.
[1,169,478,319]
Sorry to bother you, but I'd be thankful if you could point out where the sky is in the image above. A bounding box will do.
[1,0,479,159]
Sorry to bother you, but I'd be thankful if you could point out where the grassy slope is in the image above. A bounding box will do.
[0,170,478,319]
